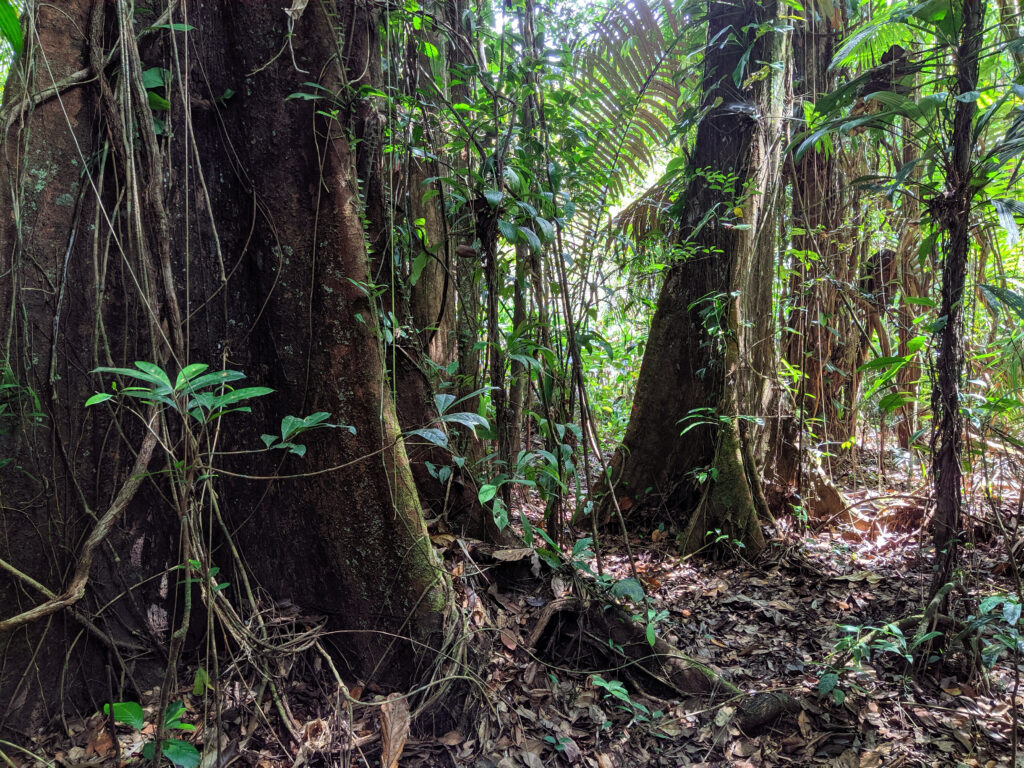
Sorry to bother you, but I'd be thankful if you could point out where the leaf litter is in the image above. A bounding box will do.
[7,479,1023,768]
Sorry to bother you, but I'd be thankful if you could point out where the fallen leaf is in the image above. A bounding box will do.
[380,694,410,768]
[491,548,536,562]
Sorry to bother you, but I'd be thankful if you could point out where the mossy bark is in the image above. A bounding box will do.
[0,0,453,733]
[595,0,785,557]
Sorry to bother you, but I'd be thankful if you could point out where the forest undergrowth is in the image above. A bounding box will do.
[14,441,1022,768]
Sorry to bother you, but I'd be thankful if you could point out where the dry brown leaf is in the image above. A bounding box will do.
[438,730,464,746]
[85,729,114,757]
[303,718,331,752]
[597,754,615,768]
[491,548,535,562]
[380,694,410,768]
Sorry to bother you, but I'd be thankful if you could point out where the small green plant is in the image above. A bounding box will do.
[103,700,200,768]
[86,362,274,422]
[590,675,652,722]
[959,594,1023,669]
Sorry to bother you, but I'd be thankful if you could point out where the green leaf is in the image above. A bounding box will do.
[133,361,172,387]
[498,219,519,243]
[503,167,523,194]
[878,391,915,413]
[85,393,114,407]
[518,226,542,253]
[184,370,247,392]
[534,217,555,243]
[94,365,171,390]
[979,284,1024,322]
[148,91,171,111]
[478,484,498,503]
[858,355,908,372]
[144,739,200,768]
[484,189,503,207]
[164,700,186,727]
[192,667,211,696]
[645,622,656,647]
[0,0,23,57]
[174,364,210,391]
[406,427,448,448]
[103,701,144,730]
[149,23,196,32]
[610,578,645,603]
[818,672,839,697]
[216,386,274,405]
[439,411,489,434]
[142,67,171,89]
[409,253,428,287]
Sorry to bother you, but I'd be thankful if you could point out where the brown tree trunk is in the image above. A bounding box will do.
[930,0,984,595]
[597,0,785,556]
[768,7,844,514]
[0,0,452,733]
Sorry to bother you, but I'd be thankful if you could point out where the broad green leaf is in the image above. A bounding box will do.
[0,0,23,57]
[406,427,448,448]
[192,668,211,696]
[174,364,210,391]
[498,219,518,243]
[610,577,645,603]
[817,672,839,697]
[518,226,542,253]
[979,284,1024,322]
[858,355,907,372]
[409,253,428,287]
[104,701,144,730]
[478,484,498,503]
[148,91,171,110]
[184,370,247,391]
[440,411,489,433]
[85,393,114,407]
[142,67,171,89]
[143,739,200,768]
[94,365,169,389]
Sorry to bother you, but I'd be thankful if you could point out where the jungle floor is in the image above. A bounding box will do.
[9,448,1023,768]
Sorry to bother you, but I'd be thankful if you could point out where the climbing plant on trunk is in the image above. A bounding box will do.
[597,0,786,556]
[0,0,454,732]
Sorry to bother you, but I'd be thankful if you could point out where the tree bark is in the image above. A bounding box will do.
[768,6,844,514]
[930,0,984,595]
[597,0,785,556]
[0,0,452,732]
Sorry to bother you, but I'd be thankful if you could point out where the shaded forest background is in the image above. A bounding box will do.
[1,0,1023,765]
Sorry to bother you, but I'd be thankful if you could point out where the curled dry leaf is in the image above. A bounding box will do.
[380,694,410,768]
[302,718,330,752]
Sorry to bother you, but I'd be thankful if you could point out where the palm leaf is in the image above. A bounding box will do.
[0,0,21,58]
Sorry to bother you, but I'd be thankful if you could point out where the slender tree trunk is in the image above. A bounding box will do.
[598,0,785,556]
[930,0,984,595]
[0,0,453,732]
[769,6,844,514]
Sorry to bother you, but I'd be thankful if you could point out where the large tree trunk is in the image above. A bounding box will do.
[0,0,452,733]
[597,0,784,556]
